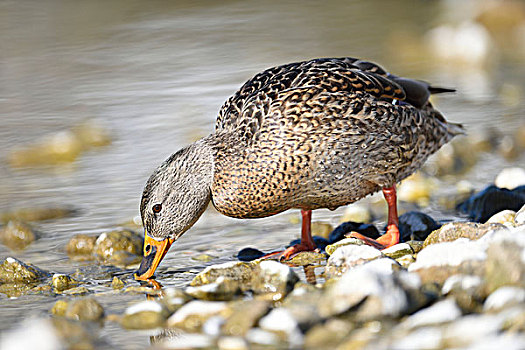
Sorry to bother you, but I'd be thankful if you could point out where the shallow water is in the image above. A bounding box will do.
[1,0,524,348]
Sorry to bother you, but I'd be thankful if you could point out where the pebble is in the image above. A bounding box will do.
[64,297,104,321]
[66,234,97,258]
[245,328,280,346]
[484,286,525,312]
[121,300,167,329]
[0,317,63,350]
[304,319,354,349]
[0,207,76,224]
[185,276,241,301]
[217,336,249,350]
[382,243,414,259]
[398,298,462,330]
[111,276,125,289]
[442,274,483,295]
[310,222,333,239]
[397,173,435,206]
[94,229,143,264]
[221,300,270,336]
[51,300,69,316]
[325,237,364,255]
[517,204,525,226]
[236,248,265,261]
[486,209,516,227]
[259,308,303,347]
[191,254,215,262]
[485,238,525,293]
[159,333,213,349]
[191,261,254,288]
[411,240,487,271]
[340,204,372,223]
[495,167,525,190]
[162,287,193,313]
[252,261,299,295]
[325,244,383,277]
[285,251,326,266]
[0,221,36,250]
[167,300,227,331]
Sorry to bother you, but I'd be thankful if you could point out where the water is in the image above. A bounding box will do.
[1,0,524,348]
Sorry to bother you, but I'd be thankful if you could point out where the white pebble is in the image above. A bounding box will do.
[167,301,226,325]
[409,240,487,271]
[483,286,525,312]
[442,274,482,295]
[400,299,462,329]
[125,300,164,315]
[495,167,525,190]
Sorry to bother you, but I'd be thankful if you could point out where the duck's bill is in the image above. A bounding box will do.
[134,232,175,280]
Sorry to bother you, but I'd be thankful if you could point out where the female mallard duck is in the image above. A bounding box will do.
[135,57,463,280]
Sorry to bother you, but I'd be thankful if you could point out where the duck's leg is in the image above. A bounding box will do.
[280,209,316,260]
[348,185,400,249]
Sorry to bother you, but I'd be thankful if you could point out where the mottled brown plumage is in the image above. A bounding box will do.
[135,57,463,279]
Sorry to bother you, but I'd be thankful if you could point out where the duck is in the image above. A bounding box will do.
[134,57,463,280]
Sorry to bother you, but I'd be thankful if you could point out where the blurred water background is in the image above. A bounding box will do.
[1,0,524,348]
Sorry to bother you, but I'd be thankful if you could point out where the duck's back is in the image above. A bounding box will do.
[211,58,463,218]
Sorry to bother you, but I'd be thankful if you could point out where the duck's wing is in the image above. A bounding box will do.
[215,57,408,141]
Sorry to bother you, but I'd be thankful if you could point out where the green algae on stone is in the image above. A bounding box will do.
[64,297,104,322]
[66,234,97,258]
[93,229,143,262]
[286,251,326,266]
[382,243,414,259]
[111,276,125,290]
[423,222,507,247]
[0,283,37,298]
[52,274,79,292]
[0,257,49,283]
[0,220,36,250]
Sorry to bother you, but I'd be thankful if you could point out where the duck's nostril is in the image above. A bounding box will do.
[145,244,152,255]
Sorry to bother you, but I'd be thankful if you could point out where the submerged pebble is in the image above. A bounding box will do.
[0,257,49,283]
[52,274,79,292]
[93,229,143,264]
[66,234,97,258]
[121,300,168,329]
[0,207,76,224]
[64,298,105,322]
[0,221,37,250]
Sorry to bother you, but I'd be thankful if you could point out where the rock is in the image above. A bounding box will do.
[441,274,486,312]
[221,300,270,336]
[443,313,513,348]
[52,274,79,292]
[382,243,414,259]
[484,286,525,312]
[406,240,424,253]
[185,276,241,301]
[245,328,281,346]
[320,261,421,320]
[442,274,483,295]
[162,287,193,313]
[486,210,516,227]
[325,237,365,255]
[423,222,506,247]
[0,207,76,224]
[499,135,521,160]
[158,333,213,349]
[62,286,89,295]
[217,336,249,350]
[110,276,125,289]
[66,234,97,258]
[0,317,63,350]
[121,300,168,329]
[328,222,379,243]
[259,308,303,347]
[310,222,333,239]
[340,204,373,223]
[286,251,326,266]
[191,261,254,288]
[517,204,525,226]
[390,326,443,350]
[304,319,353,349]
[51,300,69,316]
[167,300,227,332]
[325,244,383,277]
[64,297,104,321]
[397,173,435,206]
[288,236,329,251]
[93,229,143,264]
[397,211,441,242]
[398,298,462,330]
[0,257,49,283]
[0,221,36,250]
[395,254,416,268]
[495,167,525,190]
[236,248,265,261]
[456,185,525,223]
[281,283,324,330]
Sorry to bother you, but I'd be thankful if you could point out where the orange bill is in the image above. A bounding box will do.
[134,231,175,280]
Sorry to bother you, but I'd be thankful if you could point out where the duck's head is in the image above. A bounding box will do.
[134,141,213,280]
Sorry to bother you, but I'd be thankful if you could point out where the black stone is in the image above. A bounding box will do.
[456,185,525,223]
[287,236,330,251]
[328,221,380,243]
[387,211,441,242]
[236,247,265,261]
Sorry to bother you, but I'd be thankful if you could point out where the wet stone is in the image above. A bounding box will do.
[62,286,90,296]
[395,254,416,268]
[288,236,329,251]
[517,204,525,226]
[66,234,97,258]
[93,229,143,264]
[258,308,303,347]
[484,286,525,312]
[485,239,525,293]
[406,240,424,253]
[252,261,299,295]
[325,237,364,256]
[398,298,462,330]
[328,222,379,243]
[0,221,36,250]
[217,336,249,350]
[162,287,193,313]
[191,254,215,262]
[121,300,168,329]
[304,319,354,349]
[51,300,69,316]
[167,300,228,332]
[382,243,414,259]
[423,222,506,247]
[441,274,486,312]
[185,276,241,301]
[64,297,104,322]
[325,244,383,277]
[281,283,324,330]
[397,211,441,242]
[222,300,271,336]
[52,273,79,292]
[456,185,525,223]
[0,257,49,283]
[191,261,255,288]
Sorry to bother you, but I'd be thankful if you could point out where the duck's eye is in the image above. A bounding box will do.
[152,203,162,213]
